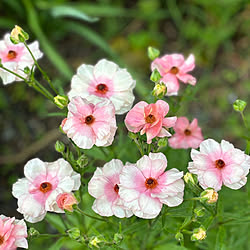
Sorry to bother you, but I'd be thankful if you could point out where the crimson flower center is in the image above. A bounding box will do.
[114,184,119,194]
[145,177,158,189]
[0,235,4,245]
[170,66,179,75]
[145,114,156,124]
[96,83,108,94]
[39,182,52,193]
[215,159,225,169]
[85,115,95,125]
[184,129,192,136]
[7,50,17,60]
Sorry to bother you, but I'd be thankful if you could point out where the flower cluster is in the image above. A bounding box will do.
[88,153,184,219]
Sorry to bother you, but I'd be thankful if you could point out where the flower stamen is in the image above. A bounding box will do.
[85,115,95,125]
[215,159,225,169]
[39,182,52,193]
[145,114,156,124]
[114,184,119,194]
[145,177,158,189]
[184,129,192,136]
[7,50,17,60]
[96,83,108,94]
[170,66,179,75]
[0,235,4,245]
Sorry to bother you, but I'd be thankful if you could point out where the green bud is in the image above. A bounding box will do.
[114,233,123,244]
[233,99,247,112]
[54,95,69,109]
[183,172,198,185]
[194,206,205,217]
[10,25,29,44]
[175,232,184,242]
[23,66,30,74]
[76,154,88,168]
[191,227,206,241]
[55,140,65,153]
[150,69,161,82]
[152,82,167,99]
[200,188,218,204]
[89,236,102,248]
[148,46,160,60]
[67,227,81,240]
[157,137,168,147]
[28,228,40,238]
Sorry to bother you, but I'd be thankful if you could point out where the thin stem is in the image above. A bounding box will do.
[0,65,27,81]
[31,233,67,239]
[75,207,114,224]
[23,41,58,94]
[133,138,144,156]
[34,79,54,101]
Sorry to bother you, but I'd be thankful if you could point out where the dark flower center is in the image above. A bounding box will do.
[184,129,192,136]
[145,178,158,189]
[7,50,17,60]
[85,115,95,125]
[145,114,156,124]
[39,182,52,193]
[114,184,119,194]
[96,83,108,94]
[0,236,4,245]
[170,66,179,75]
[215,159,225,169]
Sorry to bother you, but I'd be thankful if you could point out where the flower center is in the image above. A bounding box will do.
[215,159,225,169]
[114,184,119,194]
[145,114,156,124]
[145,177,158,189]
[96,83,108,94]
[7,50,17,60]
[170,66,179,75]
[39,182,52,193]
[184,129,192,136]
[0,235,4,245]
[85,115,95,125]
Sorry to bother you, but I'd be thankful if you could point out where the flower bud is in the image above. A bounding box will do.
[10,25,29,44]
[200,188,218,204]
[148,46,160,60]
[191,227,206,241]
[67,227,81,240]
[233,99,247,112]
[56,193,78,212]
[175,232,184,242]
[152,83,167,98]
[55,140,65,153]
[89,236,102,248]
[113,233,123,244]
[77,154,88,168]
[60,118,67,133]
[28,228,40,238]
[184,172,198,185]
[157,137,168,147]
[150,69,162,82]
[194,206,205,217]
[23,66,30,74]
[54,95,69,109]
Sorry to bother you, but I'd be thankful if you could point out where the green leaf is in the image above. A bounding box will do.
[45,214,66,233]
[48,237,68,250]
[50,6,99,22]
[215,226,226,250]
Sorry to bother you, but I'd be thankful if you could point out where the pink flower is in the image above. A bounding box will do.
[151,54,196,96]
[0,215,28,249]
[125,100,177,144]
[63,96,117,149]
[169,117,203,149]
[88,159,133,218]
[12,158,81,223]
[56,193,78,212]
[119,153,184,219]
[188,139,250,191]
[68,59,136,114]
[0,33,43,85]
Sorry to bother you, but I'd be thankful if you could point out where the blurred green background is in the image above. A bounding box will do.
[0,0,249,249]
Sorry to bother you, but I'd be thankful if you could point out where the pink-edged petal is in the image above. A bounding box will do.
[94,59,118,79]
[23,158,46,182]
[113,69,135,91]
[157,128,172,138]
[177,73,196,85]
[174,117,189,132]
[221,164,245,185]
[161,73,180,96]
[224,177,247,190]
[179,54,195,73]
[159,192,184,207]
[155,100,169,116]
[146,120,162,143]
[94,198,113,217]
[12,178,29,199]
[200,170,222,191]
[199,139,221,156]
[162,116,177,128]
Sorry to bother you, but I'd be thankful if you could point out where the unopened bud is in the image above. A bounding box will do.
[56,193,78,212]
[77,154,88,168]
[152,83,167,98]
[233,99,247,112]
[175,232,184,242]
[157,137,168,147]
[28,228,40,238]
[89,236,102,248]
[54,95,68,109]
[200,188,218,204]
[55,140,65,153]
[24,66,30,74]
[148,46,160,60]
[191,227,206,241]
[150,69,162,83]
[184,172,197,185]
[67,228,81,240]
[194,206,205,217]
[10,25,29,44]
[114,233,123,244]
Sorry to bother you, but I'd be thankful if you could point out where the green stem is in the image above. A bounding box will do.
[75,207,114,224]
[0,65,27,81]
[34,79,54,101]
[245,140,250,155]
[133,138,144,156]
[23,41,58,95]
[32,233,67,239]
